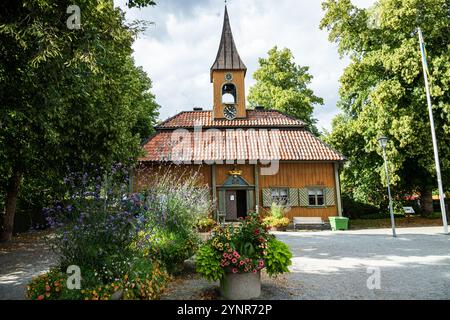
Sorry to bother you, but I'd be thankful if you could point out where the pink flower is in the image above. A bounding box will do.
[223,253,228,258]
[232,268,238,274]
[259,261,264,267]
[228,249,233,253]
[239,260,245,266]
[232,258,237,264]
[252,269,257,274]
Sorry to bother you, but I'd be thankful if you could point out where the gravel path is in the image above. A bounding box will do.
[0,231,57,300]
[162,226,450,300]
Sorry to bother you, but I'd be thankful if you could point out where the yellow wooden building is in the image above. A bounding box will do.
[137,6,345,222]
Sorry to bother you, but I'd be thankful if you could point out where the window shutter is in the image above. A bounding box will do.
[298,188,309,207]
[218,190,226,217]
[262,188,272,207]
[288,188,299,207]
[324,187,335,206]
[247,189,255,213]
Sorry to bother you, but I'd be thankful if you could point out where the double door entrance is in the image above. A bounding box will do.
[225,190,247,221]
[218,188,255,221]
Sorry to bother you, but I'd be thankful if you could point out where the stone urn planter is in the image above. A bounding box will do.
[198,231,212,242]
[220,271,261,300]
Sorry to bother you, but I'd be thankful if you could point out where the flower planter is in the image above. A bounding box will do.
[220,270,261,300]
[198,232,212,242]
[329,216,349,231]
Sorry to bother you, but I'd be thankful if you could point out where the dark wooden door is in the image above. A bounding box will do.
[225,190,237,221]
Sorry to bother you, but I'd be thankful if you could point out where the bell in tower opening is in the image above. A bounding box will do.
[210,6,247,120]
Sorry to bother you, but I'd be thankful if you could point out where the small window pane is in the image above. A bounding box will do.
[307,188,325,206]
[317,195,324,206]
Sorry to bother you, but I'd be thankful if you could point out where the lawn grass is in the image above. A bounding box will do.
[348,213,445,230]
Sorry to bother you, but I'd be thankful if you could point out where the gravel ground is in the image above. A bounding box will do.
[0,231,57,300]
[162,226,450,300]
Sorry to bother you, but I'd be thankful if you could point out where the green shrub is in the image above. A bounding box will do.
[149,231,200,274]
[265,238,292,277]
[263,203,290,229]
[136,170,213,273]
[342,194,380,219]
[195,244,225,281]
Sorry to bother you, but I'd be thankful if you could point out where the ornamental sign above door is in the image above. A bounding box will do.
[222,172,249,187]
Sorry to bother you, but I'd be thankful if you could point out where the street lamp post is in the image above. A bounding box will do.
[378,136,397,238]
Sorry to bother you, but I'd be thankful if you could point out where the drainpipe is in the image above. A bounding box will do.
[334,162,343,217]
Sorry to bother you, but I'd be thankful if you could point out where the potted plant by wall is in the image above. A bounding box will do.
[195,213,292,300]
[263,203,290,231]
[196,216,217,241]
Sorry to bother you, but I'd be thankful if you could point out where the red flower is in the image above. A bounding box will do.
[37,295,44,300]
[254,229,260,235]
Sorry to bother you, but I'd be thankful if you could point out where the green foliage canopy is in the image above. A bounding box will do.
[320,0,450,209]
[0,0,159,240]
[247,46,324,134]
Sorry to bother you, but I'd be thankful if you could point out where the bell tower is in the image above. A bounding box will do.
[211,6,247,120]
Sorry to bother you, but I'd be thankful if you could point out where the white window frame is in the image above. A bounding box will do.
[308,188,325,207]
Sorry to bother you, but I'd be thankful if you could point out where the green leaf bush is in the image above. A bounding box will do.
[265,238,293,277]
[195,245,225,281]
[263,203,290,229]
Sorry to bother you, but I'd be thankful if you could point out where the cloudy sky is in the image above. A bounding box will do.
[116,0,375,132]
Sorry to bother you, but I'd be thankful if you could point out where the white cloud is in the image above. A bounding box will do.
[116,0,375,131]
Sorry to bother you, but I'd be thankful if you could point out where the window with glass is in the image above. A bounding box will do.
[271,188,288,206]
[308,188,324,206]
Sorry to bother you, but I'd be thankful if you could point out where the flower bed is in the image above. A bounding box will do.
[27,167,212,300]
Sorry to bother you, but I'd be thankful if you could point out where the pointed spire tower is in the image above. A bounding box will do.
[211,6,247,120]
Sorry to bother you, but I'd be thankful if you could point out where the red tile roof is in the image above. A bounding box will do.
[141,129,344,162]
[157,110,305,129]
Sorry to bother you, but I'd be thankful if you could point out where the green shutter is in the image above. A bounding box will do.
[324,187,335,206]
[299,188,309,207]
[289,188,299,207]
[247,189,255,213]
[217,190,226,221]
[262,188,272,207]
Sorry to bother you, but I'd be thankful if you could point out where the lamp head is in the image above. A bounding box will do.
[378,136,388,149]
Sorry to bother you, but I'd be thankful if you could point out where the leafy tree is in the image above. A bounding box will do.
[321,0,450,214]
[247,46,324,134]
[0,0,159,241]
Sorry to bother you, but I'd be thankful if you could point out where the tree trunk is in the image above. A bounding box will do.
[1,167,22,242]
[420,189,434,217]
